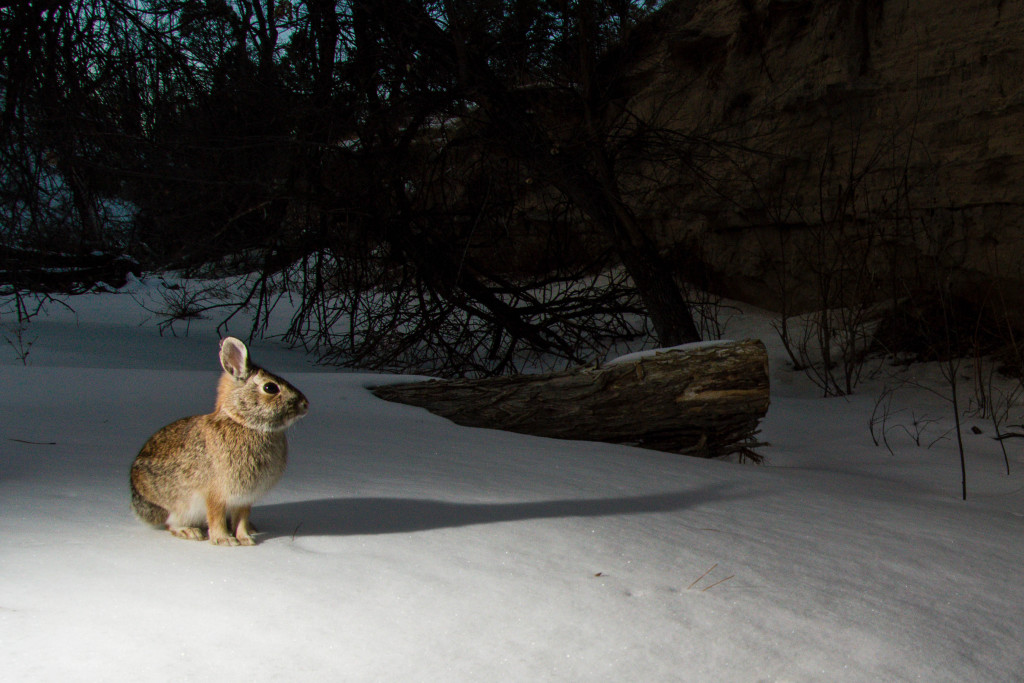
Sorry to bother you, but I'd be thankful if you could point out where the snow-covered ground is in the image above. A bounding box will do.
[2,277,1022,681]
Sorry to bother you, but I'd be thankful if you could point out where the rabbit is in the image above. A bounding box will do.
[130,336,309,546]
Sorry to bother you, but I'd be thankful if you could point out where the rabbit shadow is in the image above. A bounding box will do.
[255,483,754,538]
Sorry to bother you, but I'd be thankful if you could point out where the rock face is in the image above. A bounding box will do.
[625,0,1024,319]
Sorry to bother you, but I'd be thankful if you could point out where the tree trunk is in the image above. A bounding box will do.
[372,339,769,459]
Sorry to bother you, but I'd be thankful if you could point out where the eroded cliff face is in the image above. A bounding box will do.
[628,0,1024,316]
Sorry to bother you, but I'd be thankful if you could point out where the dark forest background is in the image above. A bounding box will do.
[2,0,725,376]
[4,0,1019,395]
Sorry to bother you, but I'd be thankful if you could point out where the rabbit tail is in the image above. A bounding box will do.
[130,476,168,527]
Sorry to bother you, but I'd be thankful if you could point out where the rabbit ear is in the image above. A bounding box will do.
[219,337,253,380]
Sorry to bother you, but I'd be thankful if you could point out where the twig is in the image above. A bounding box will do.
[8,438,56,445]
[701,575,735,592]
[687,563,718,590]
[993,432,1024,441]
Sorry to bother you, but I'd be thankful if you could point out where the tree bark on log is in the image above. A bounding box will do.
[371,339,770,459]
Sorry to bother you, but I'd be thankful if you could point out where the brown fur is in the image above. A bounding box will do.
[129,337,308,546]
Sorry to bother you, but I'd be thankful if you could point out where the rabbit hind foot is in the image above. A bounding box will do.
[169,526,206,541]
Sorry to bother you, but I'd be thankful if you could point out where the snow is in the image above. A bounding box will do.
[606,339,736,366]
[2,277,1023,681]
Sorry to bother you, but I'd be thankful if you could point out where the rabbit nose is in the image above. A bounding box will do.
[298,397,309,412]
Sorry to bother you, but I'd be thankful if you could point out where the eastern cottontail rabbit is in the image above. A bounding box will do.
[130,337,309,546]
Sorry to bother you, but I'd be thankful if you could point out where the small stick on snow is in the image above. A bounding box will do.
[701,575,735,592]
[687,563,718,590]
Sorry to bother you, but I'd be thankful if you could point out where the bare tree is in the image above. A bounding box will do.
[4,1,710,376]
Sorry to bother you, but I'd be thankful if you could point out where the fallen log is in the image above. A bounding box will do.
[371,339,770,459]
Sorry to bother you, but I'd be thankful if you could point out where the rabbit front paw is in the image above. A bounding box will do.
[210,533,241,546]
[231,507,257,546]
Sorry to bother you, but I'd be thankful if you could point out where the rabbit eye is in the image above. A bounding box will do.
[262,382,280,395]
